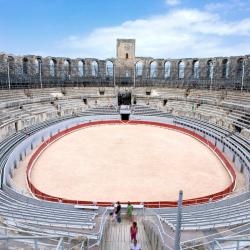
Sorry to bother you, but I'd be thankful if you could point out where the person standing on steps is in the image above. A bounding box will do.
[115,201,121,223]
[109,203,116,223]
[130,221,138,242]
[127,202,133,222]
[130,239,141,250]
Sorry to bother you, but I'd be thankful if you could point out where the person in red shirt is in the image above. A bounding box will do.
[130,221,138,242]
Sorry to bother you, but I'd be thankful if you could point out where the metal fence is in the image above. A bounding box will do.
[212,236,250,250]
[0,63,249,91]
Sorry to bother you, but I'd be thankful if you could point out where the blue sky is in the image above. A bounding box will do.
[0,0,250,59]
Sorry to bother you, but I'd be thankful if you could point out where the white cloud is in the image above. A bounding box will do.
[165,0,181,6]
[205,0,250,12]
[56,8,250,59]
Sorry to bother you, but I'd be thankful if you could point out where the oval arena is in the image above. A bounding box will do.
[27,120,235,206]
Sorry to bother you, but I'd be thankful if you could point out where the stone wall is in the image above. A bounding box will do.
[1,52,249,80]
[0,38,249,89]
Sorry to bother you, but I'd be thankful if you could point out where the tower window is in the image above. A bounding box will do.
[126,53,129,59]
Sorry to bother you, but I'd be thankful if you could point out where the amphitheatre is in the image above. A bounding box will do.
[0,38,249,249]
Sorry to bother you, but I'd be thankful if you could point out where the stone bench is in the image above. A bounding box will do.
[74,205,99,210]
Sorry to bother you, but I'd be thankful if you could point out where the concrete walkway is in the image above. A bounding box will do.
[102,218,151,250]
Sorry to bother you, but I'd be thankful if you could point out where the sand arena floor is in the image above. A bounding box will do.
[30,124,232,202]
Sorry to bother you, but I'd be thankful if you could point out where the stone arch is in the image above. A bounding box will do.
[237,58,244,78]
[135,61,143,77]
[35,57,42,74]
[150,61,157,78]
[164,61,171,78]
[207,60,213,79]
[49,59,57,77]
[78,60,85,77]
[23,57,29,75]
[105,60,113,77]
[193,60,199,79]
[91,61,99,77]
[178,61,185,79]
[64,59,71,78]
[222,59,229,78]
[7,56,15,74]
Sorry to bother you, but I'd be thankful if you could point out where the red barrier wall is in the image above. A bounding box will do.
[26,120,236,208]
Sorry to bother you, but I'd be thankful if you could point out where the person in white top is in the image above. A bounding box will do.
[130,239,141,250]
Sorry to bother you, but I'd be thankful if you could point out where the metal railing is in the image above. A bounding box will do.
[142,218,172,250]
[181,223,250,249]
[0,63,249,91]
[88,208,109,249]
[212,235,250,250]
[0,235,65,250]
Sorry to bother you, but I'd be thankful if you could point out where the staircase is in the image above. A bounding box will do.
[101,217,152,250]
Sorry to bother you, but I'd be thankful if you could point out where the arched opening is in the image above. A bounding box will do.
[178,61,185,79]
[91,61,98,77]
[164,61,171,78]
[193,60,199,79]
[23,58,28,75]
[126,53,129,59]
[78,61,85,77]
[106,61,113,77]
[64,60,71,78]
[49,59,57,77]
[35,58,42,75]
[150,61,157,78]
[237,58,244,78]
[207,60,213,79]
[222,59,229,78]
[135,61,143,77]
[7,56,15,75]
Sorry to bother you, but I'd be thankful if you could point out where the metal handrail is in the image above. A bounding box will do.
[143,218,173,250]
[87,207,109,248]
[181,222,250,249]
[0,235,65,250]
[212,236,250,250]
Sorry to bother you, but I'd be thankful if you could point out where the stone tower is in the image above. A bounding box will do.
[115,39,136,77]
[116,39,135,60]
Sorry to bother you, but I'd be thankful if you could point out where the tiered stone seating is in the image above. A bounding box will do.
[159,195,250,231]
[0,95,249,249]
[154,88,186,99]
[193,104,230,126]
[188,89,222,104]
[196,104,227,117]
[164,100,193,114]
[227,109,250,130]
[21,102,56,115]
[133,87,149,96]
[56,98,87,116]
[0,118,104,245]
[134,87,185,99]
[80,105,118,116]
[0,189,96,233]
[0,90,29,108]
[132,105,171,117]
[26,88,64,99]
[64,87,100,97]
[224,91,250,107]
